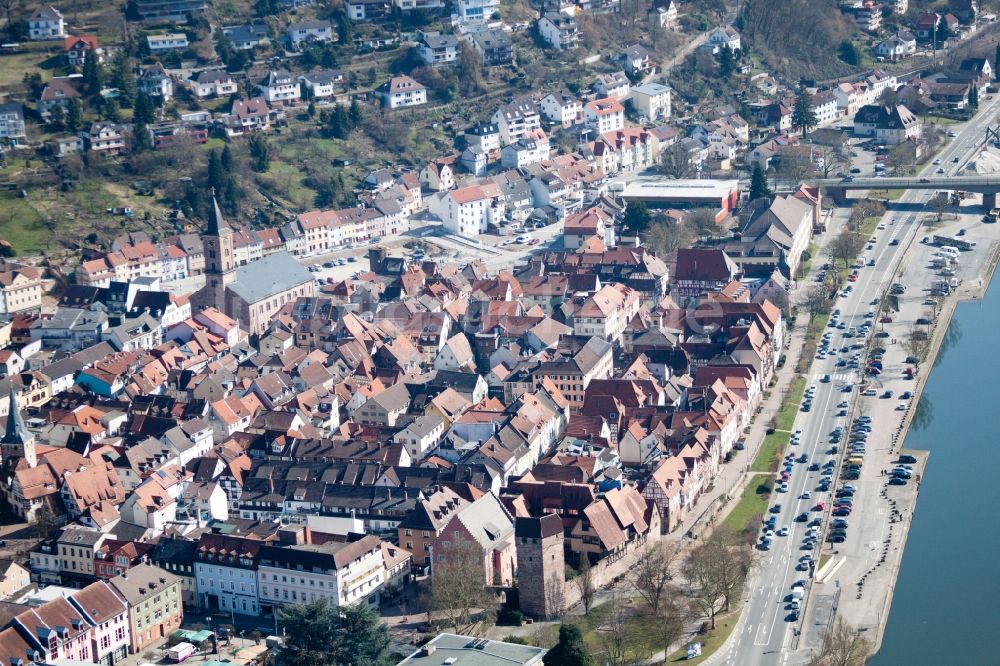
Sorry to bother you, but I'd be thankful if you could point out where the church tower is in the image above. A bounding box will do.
[515,514,566,619]
[201,195,237,313]
[1,387,36,468]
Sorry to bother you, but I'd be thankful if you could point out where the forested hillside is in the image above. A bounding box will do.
[740,0,862,80]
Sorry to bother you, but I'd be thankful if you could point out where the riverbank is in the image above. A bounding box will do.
[833,228,1000,657]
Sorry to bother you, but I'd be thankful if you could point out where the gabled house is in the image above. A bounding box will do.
[38,78,79,121]
[431,492,515,586]
[137,63,173,102]
[539,90,582,127]
[417,31,459,66]
[258,70,301,105]
[594,71,631,101]
[87,122,128,155]
[190,70,238,98]
[470,29,513,67]
[492,99,541,145]
[621,44,655,78]
[853,103,920,144]
[876,31,917,61]
[702,25,741,54]
[376,76,427,109]
[288,19,334,46]
[222,23,270,50]
[298,69,344,98]
[64,35,102,67]
[538,13,579,50]
[584,97,625,134]
[29,5,65,40]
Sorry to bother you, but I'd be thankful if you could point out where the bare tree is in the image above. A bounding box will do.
[686,208,721,239]
[632,541,682,612]
[817,145,850,179]
[682,545,726,630]
[599,594,631,666]
[777,154,815,186]
[799,284,832,319]
[808,618,872,666]
[645,218,694,254]
[885,142,915,176]
[928,193,949,224]
[659,142,695,178]
[431,538,497,630]
[826,230,864,269]
[647,590,689,664]
[575,555,596,615]
[711,532,754,612]
[904,325,930,362]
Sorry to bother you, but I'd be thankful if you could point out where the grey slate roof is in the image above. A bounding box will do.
[399,633,546,665]
[109,563,181,604]
[227,251,313,305]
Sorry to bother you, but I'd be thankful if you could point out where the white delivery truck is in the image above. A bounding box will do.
[167,642,196,663]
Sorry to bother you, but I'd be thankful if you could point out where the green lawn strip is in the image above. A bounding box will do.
[0,195,48,254]
[751,430,786,474]
[721,474,772,534]
[807,312,830,343]
[775,376,807,431]
[750,376,805,473]
[665,610,742,664]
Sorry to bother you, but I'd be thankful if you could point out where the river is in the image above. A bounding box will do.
[871,279,1000,664]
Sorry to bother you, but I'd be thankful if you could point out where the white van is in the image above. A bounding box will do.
[791,588,805,600]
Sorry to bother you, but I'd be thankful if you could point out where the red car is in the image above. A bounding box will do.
[814,502,825,511]
[880,316,893,323]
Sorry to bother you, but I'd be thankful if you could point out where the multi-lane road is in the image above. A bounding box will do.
[720,94,1000,666]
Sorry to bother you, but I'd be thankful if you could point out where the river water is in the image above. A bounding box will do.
[871,279,1000,664]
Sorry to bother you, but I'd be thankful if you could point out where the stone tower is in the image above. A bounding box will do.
[515,514,566,619]
[1,386,36,468]
[201,195,237,312]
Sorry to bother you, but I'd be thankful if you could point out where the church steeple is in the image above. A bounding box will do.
[2,385,36,467]
[206,193,232,237]
[204,192,237,279]
[2,387,27,445]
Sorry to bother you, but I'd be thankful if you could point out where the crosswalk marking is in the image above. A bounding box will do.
[811,372,857,382]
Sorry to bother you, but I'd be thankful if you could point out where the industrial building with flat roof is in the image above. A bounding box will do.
[619,178,740,211]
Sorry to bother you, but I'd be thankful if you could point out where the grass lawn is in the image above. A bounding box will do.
[574,598,666,664]
[806,312,830,343]
[775,376,806,432]
[751,430,786,474]
[0,51,55,89]
[860,215,880,237]
[750,375,805,473]
[721,474,771,534]
[665,610,742,664]
[0,195,48,254]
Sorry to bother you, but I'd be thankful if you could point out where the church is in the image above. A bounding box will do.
[191,197,315,337]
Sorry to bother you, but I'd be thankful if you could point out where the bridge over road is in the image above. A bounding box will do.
[816,175,1000,207]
